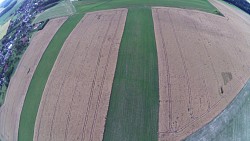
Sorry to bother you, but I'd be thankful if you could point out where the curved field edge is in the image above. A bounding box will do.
[18,0,221,140]
[187,0,250,140]
[213,80,250,140]
[184,79,250,141]
[74,0,220,15]
[103,8,159,141]
[35,0,221,23]
[18,14,83,141]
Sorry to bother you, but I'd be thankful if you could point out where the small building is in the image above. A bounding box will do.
[7,44,13,50]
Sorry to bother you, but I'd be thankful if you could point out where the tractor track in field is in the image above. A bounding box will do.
[63,15,100,141]
[35,14,96,140]
[88,11,123,141]
[0,17,67,141]
[155,9,172,132]
[153,6,250,140]
[34,9,127,141]
[80,12,116,141]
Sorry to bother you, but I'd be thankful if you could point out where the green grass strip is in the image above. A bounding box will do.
[18,14,83,141]
[73,0,221,16]
[103,8,159,141]
[35,0,221,23]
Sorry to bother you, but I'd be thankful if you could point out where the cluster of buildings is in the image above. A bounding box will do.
[0,0,58,92]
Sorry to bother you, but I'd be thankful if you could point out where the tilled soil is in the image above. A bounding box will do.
[0,17,67,141]
[153,6,250,141]
[34,8,127,141]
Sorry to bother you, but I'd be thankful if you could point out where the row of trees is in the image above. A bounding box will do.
[39,0,60,10]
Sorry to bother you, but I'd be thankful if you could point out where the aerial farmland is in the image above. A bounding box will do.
[0,0,249,141]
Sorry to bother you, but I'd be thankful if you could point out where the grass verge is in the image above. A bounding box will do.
[18,14,83,141]
[103,8,159,141]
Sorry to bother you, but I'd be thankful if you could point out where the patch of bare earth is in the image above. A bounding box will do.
[0,17,67,141]
[33,8,127,141]
[152,6,250,141]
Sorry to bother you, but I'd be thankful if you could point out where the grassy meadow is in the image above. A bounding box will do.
[33,0,76,24]
[0,20,10,41]
[103,8,159,141]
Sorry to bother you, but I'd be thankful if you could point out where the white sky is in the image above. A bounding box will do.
[0,0,5,5]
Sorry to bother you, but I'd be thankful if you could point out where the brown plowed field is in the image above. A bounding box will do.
[34,8,127,141]
[0,17,67,141]
[153,7,250,141]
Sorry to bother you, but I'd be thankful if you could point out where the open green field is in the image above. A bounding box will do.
[33,0,76,24]
[74,0,219,14]
[0,19,10,40]
[18,14,83,141]
[0,0,23,25]
[35,0,220,23]
[103,8,159,141]
[18,0,220,141]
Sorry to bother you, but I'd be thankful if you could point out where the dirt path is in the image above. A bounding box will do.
[34,8,127,141]
[0,17,67,141]
[153,6,250,141]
